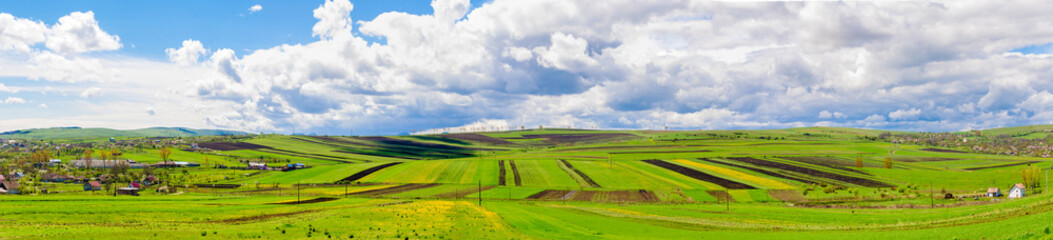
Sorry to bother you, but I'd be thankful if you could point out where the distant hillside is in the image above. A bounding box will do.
[0,127,247,139]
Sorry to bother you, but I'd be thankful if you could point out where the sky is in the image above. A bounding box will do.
[0,1,1052,136]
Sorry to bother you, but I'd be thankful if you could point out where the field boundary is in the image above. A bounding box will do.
[335,162,403,183]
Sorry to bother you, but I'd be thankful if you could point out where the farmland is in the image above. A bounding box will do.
[3,127,1053,239]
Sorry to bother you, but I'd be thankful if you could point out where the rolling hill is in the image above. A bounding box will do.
[0,127,247,139]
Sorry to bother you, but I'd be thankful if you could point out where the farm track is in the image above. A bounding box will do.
[335,162,403,183]
[498,160,507,186]
[509,160,523,186]
[698,158,820,185]
[921,148,968,153]
[557,159,601,188]
[706,190,735,202]
[642,159,755,189]
[725,157,892,188]
[432,186,497,199]
[526,190,572,200]
[896,157,960,163]
[254,148,360,163]
[268,197,340,205]
[963,161,1041,171]
[768,189,806,202]
[210,209,323,224]
[350,183,441,197]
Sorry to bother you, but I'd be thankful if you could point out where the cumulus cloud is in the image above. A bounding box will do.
[249,4,263,13]
[311,0,354,39]
[0,13,48,52]
[45,11,121,54]
[888,108,922,121]
[165,39,207,66]
[80,87,102,98]
[160,0,1053,134]
[3,97,26,104]
[37,103,47,108]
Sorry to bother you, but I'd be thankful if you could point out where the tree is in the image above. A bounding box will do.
[110,149,121,160]
[159,147,173,164]
[1023,164,1041,189]
[83,149,94,160]
[855,157,864,169]
[99,151,111,161]
[883,157,893,169]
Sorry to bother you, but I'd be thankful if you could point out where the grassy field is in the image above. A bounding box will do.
[4,127,1053,239]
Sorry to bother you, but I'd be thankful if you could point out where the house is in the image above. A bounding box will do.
[117,187,139,196]
[987,187,1002,197]
[0,174,5,182]
[0,181,19,194]
[247,162,267,170]
[1009,183,1026,199]
[42,173,71,182]
[48,159,62,165]
[98,175,111,183]
[144,175,158,186]
[84,181,102,191]
[129,182,142,189]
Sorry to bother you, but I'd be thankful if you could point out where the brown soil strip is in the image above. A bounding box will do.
[921,148,967,153]
[198,142,271,151]
[608,190,659,202]
[572,191,596,201]
[509,160,523,186]
[725,157,892,187]
[642,159,755,189]
[610,150,713,154]
[432,186,497,199]
[498,160,507,186]
[698,158,820,185]
[526,190,571,200]
[350,183,441,197]
[558,159,601,188]
[768,189,806,202]
[211,209,322,224]
[268,197,340,205]
[963,161,1041,171]
[707,190,735,202]
[440,133,519,145]
[335,162,403,183]
[779,156,870,175]
[307,136,474,159]
[896,157,959,163]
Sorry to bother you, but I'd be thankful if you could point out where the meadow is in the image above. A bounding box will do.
[3,127,1052,239]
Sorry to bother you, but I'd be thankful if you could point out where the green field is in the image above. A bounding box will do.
[4,127,1053,239]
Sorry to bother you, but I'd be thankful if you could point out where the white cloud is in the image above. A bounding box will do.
[534,32,598,72]
[80,87,102,98]
[312,0,354,39]
[0,83,16,93]
[165,39,207,66]
[818,110,845,119]
[888,108,922,121]
[24,51,112,82]
[432,0,470,24]
[37,103,47,108]
[45,11,121,54]
[0,13,48,52]
[249,4,263,13]
[3,97,26,104]
[146,107,156,115]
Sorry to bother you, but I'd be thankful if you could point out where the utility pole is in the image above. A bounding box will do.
[478,180,482,206]
[725,189,730,212]
[297,181,301,204]
[930,182,934,209]
[344,183,348,198]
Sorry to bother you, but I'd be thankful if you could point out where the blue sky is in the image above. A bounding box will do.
[1,1,1052,135]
